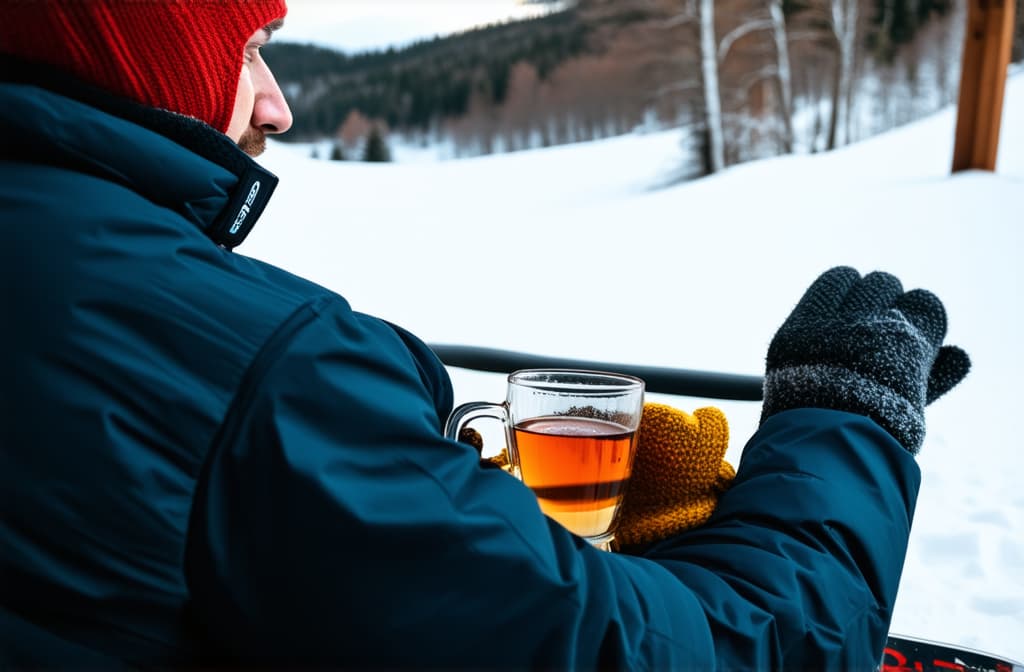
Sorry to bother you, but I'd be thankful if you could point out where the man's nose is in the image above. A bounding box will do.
[253,64,293,134]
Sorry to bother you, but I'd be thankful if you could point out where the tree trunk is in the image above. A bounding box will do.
[877,0,895,60]
[699,0,726,172]
[826,0,857,149]
[826,44,841,150]
[769,0,794,153]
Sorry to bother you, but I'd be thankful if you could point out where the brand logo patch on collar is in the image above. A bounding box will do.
[209,163,278,250]
[229,180,261,235]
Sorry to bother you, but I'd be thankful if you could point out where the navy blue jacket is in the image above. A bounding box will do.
[1,65,920,670]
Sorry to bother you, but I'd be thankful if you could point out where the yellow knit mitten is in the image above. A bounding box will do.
[613,403,735,552]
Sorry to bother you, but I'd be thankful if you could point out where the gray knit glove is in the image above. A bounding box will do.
[761,266,970,454]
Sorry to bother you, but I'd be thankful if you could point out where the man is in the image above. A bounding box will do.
[1,1,970,669]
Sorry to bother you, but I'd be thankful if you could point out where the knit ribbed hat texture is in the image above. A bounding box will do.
[1,0,288,133]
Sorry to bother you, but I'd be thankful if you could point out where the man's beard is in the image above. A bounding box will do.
[238,128,266,157]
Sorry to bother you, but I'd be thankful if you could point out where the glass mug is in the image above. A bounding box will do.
[445,369,645,549]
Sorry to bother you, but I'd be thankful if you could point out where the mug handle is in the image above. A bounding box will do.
[444,401,518,474]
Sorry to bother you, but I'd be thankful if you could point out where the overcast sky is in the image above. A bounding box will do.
[278,1,563,53]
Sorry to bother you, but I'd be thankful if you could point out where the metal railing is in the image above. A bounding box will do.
[429,344,764,401]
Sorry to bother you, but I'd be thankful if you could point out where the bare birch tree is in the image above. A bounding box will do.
[713,0,796,153]
[699,0,726,171]
[826,0,859,149]
[768,0,795,151]
[577,0,799,170]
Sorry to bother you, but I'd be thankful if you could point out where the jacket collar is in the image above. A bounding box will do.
[0,55,277,250]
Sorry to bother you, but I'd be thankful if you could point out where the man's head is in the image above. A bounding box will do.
[1,0,293,156]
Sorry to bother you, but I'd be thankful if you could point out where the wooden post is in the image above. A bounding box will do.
[951,0,1016,172]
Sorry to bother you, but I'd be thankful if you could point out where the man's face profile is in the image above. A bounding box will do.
[226,21,292,156]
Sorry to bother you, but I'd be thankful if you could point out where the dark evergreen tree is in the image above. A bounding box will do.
[781,0,811,17]
[262,7,589,140]
[362,126,391,163]
[1014,0,1024,63]
[330,142,345,161]
[868,0,953,62]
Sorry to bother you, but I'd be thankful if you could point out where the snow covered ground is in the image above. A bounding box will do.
[247,71,1024,661]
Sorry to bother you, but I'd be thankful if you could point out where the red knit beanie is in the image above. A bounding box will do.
[0,0,288,133]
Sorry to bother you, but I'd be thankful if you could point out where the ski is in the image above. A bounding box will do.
[883,634,1022,672]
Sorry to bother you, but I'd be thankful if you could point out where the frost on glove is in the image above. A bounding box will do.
[761,266,971,454]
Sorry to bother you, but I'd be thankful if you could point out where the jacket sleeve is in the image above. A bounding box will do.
[644,408,921,670]
[185,296,919,670]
